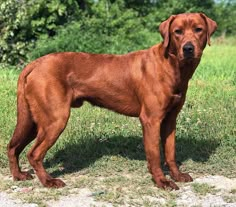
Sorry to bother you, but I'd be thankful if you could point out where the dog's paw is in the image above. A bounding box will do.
[13,171,34,181]
[154,177,179,190]
[43,178,66,188]
[170,172,193,182]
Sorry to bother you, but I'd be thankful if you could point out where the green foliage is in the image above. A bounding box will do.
[214,1,236,35]
[0,0,236,65]
[125,0,216,32]
[0,0,81,64]
[29,0,159,60]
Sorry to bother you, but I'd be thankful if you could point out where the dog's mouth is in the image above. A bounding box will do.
[180,51,202,61]
[180,42,203,61]
[179,55,201,62]
[184,51,195,59]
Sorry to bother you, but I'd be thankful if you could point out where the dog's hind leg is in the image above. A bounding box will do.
[8,123,37,181]
[27,109,70,188]
[26,93,71,188]
[8,67,37,181]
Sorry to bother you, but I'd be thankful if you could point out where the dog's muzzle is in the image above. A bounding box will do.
[183,42,195,58]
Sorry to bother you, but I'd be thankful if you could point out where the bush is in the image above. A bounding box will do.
[28,0,160,60]
[0,0,81,65]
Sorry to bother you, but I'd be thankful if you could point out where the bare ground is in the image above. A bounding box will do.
[0,175,236,207]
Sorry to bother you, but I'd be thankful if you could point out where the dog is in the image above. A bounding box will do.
[8,13,217,190]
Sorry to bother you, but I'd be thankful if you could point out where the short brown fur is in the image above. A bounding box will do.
[8,13,217,190]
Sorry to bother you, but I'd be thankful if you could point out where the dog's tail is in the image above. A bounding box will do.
[17,65,35,130]
[8,64,36,151]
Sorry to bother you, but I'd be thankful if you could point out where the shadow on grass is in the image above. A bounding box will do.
[45,134,220,177]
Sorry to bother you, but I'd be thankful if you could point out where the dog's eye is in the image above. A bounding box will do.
[195,27,203,33]
[174,29,182,35]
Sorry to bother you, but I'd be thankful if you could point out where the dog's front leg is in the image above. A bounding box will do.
[161,110,193,183]
[139,109,179,190]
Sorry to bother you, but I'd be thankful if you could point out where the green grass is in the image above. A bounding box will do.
[191,183,217,196]
[0,42,235,206]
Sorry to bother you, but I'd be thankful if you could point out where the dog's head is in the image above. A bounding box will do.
[159,13,217,60]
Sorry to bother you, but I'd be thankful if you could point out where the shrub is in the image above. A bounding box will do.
[28,0,160,60]
[0,0,81,65]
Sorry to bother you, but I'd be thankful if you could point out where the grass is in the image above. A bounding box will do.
[191,183,217,196]
[0,41,235,206]
[223,188,236,203]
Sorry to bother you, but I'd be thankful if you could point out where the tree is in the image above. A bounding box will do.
[214,0,236,35]
[0,0,235,66]
[28,0,159,60]
[0,0,81,64]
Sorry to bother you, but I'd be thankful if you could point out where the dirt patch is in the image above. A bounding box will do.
[1,175,236,207]
[176,176,236,207]
[0,192,37,207]
[46,188,112,207]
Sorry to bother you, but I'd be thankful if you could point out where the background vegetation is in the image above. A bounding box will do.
[0,0,236,65]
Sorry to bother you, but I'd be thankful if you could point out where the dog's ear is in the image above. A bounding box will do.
[200,13,217,46]
[159,15,176,48]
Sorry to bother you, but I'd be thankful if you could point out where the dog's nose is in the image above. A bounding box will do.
[183,42,194,58]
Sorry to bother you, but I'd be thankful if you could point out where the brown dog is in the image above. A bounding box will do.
[8,13,217,190]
